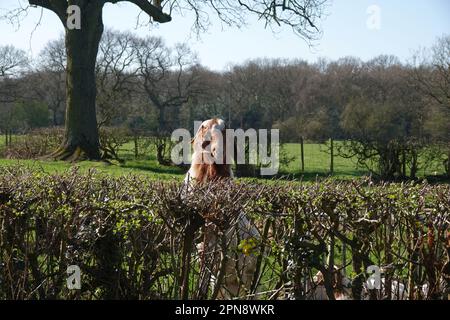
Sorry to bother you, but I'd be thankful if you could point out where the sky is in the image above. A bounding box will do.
[0,0,449,71]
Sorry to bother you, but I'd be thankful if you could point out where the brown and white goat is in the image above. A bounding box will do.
[185,118,233,184]
[184,118,260,299]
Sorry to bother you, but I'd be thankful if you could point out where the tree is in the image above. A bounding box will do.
[340,87,427,179]
[179,66,226,129]
[411,36,450,107]
[0,45,29,78]
[340,98,403,179]
[16,0,169,161]
[96,29,139,128]
[0,45,29,103]
[226,60,271,129]
[4,0,327,161]
[134,37,200,164]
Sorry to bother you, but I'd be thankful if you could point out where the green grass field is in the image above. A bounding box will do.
[0,136,446,181]
[281,143,367,178]
[281,142,445,179]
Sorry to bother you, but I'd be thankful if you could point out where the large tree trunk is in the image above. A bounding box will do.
[48,2,104,161]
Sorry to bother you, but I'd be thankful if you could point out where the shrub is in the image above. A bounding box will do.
[0,166,449,300]
[2,127,64,159]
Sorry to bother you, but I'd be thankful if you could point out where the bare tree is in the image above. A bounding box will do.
[134,37,200,164]
[33,37,67,126]
[0,45,29,78]
[96,29,139,128]
[0,45,29,103]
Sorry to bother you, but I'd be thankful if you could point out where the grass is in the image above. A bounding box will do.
[0,136,186,180]
[0,136,447,181]
[0,158,185,180]
[280,142,445,179]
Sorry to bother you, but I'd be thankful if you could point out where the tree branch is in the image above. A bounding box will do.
[28,0,52,11]
[28,0,67,24]
[107,0,171,23]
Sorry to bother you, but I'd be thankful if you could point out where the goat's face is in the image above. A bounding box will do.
[192,118,227,165]
[188,118,232,182]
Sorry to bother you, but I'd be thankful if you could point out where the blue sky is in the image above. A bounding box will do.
[0,0,449,70]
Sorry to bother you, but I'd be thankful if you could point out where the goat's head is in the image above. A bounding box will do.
[189,118,232,182]
[192,118,227,165]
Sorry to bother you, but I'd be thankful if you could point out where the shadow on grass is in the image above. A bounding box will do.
[119,161,186,175]
[262,169,369,182]
[120,160,370,182]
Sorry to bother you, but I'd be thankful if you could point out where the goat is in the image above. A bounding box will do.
[184,118,260,299]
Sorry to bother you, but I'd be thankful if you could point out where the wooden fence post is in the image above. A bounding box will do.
[300,136,304,172]
[330,138,334,175]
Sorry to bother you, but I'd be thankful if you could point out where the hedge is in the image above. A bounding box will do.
[0,166,449,300]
